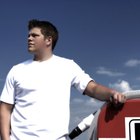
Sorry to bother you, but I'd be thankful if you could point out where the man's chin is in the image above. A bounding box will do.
[28,49,35,54]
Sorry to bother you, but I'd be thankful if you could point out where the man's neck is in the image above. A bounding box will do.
[33,53,53,62]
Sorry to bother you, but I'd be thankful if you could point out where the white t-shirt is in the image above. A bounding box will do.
[0,55,93,140]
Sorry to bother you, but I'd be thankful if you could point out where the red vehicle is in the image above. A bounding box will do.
[69,90,140,140]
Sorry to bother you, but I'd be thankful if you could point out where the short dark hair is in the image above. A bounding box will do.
[28,19,59,50]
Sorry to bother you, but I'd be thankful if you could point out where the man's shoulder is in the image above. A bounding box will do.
[53,55,81,70]
[53,55,74,63]
[11,59,33,71]
[14,59,33,67]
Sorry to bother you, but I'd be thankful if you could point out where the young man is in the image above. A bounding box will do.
[0,19,126,140]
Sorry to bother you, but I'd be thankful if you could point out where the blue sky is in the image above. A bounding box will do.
[0,0,140,139]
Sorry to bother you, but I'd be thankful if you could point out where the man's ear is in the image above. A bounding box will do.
[45,36,52,46]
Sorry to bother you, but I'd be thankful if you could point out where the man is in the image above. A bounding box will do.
[0,19,126,140]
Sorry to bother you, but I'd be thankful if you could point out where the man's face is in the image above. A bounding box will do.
[28,27,46,54]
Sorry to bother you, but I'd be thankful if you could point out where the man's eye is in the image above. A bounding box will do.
[28,33,39,38]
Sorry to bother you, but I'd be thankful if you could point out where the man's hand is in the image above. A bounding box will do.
[109,91,126,107]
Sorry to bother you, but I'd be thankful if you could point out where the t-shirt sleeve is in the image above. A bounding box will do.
[71,60,94,94]
[0,67,15,104]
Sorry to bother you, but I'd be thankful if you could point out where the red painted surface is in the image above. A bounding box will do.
[97,99,140,138]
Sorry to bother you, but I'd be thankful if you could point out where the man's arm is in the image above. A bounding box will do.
[0,102,13,140]
[84,81,126,104]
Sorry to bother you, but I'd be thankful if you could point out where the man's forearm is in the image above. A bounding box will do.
[0,102,13,140]
[84,82,113,100]
[84,81,126,104]
[0,119,11,140]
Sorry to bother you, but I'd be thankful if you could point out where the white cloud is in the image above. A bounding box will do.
[125,59,140,67]
[109,80,132,92]
[71,98,103,109]
[96,67,125,77]
[85,98,103,108]
[72,98,85,104]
